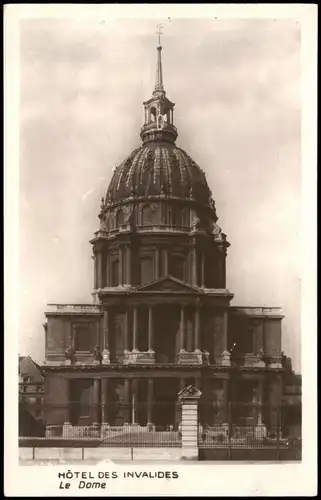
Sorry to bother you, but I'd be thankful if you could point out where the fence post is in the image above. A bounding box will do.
[228,402,232,460]
[178,385,202,460]
[276,406,280,461]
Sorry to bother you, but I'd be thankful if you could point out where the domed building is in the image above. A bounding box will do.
[42,36,286,437]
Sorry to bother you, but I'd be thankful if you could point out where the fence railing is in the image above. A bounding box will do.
[19,401,183,447]
[19,400,301,451]
[198,402,301,452]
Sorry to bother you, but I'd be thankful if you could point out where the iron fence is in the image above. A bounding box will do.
[19,400,301,452]
[198,402,301,453]
[19,401,182,447]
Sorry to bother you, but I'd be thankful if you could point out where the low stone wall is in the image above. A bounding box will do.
[199,447,302,461]
[19,446,301,462]
[19,447,182,461]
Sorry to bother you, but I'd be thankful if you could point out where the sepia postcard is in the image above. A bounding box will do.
[4,4,317,497]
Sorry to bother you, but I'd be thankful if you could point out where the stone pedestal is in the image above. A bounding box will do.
[219,423,228,436]
[46,425,62,438]
[128,349,156,364]
[178,349,202,365]
[269,356,283,368]
[102,349,110,365]
[100,422,110,438]
[178,385,202,460]
[244,354,260,367]
[123,350,132,365]
[202,351,210,365]
[62,422,73,438]
[221,350,231,367]
[130,423,141,432]
[254,424,267,440]
[255,360,266,368]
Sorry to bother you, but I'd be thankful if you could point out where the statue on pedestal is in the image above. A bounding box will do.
[65,345,76,364]
[93,345,103,364]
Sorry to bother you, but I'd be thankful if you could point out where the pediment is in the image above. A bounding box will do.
[178,385,202,399]
[135,275,200,293]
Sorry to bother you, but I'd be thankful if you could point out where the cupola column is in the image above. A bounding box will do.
[155,248,160,279]
[103,308,110,351]
[97,249,103,289]
[105,254,110,287]
[192,245,197,286]
[118,247,123,285]
[148,305,154,351]
[133,306,138,350]
[93,249,98,289]
[222,310,228,352]
[164,248,169,275]
[126,244,132,285]
[194,302,201,351]
[124,308,130,352]
[201,251,205,287]
[180,305,185,351]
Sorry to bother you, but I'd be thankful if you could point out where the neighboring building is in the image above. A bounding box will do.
[19,355,44,436]
[281,356,302,437]
[41,37,295,437]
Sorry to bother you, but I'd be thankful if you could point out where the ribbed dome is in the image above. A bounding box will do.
[105,143,212,207]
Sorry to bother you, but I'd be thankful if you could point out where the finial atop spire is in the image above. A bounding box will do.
[155,23,164,92]
[156,22,163,47]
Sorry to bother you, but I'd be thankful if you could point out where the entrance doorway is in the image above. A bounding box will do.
[154,306,180,363]
[153,378,180,430]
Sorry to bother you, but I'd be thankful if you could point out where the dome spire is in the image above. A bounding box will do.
[140,25,177,145]
[154,23,164,93]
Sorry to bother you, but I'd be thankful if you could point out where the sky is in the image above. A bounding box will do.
[19,18,301,372]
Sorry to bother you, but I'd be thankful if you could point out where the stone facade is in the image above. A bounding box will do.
[40,37,289,438]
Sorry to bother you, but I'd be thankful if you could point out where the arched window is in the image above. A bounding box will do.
[116,209,124,228]
[140,256,153,285]
[150,107,157,122]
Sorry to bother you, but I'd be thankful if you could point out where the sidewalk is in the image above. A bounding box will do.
[19,458,281,466]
